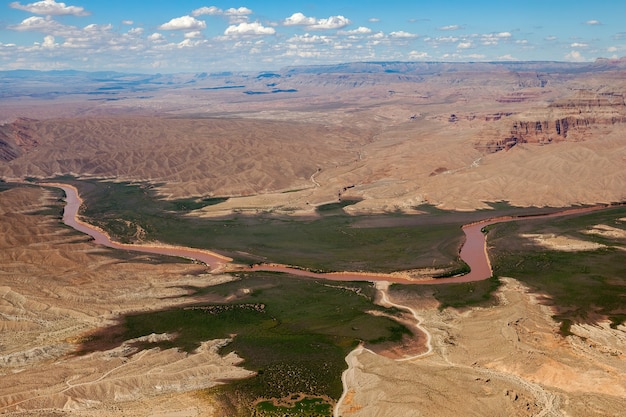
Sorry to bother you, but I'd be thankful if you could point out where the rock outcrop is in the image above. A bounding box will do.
[477,90,626,153]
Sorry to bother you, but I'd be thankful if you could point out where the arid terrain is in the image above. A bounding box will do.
[1,60,625,416]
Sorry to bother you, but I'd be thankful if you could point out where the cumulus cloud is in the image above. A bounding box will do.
[122,20,133,25]
[584,19,602,25]
[438,25,462,31]
[338,26,372,35]
[224,22,275,36]
[288,33,332,44]
[184,31,202,39]
[192,6,252,23]
[192,6,220,16]
[565,50,585,61]
[224,7,253,16]
[41,34,56,48]
[158,16,206,31]
[284,12,316,26]
[283,12,351,30]
[9,0,89,16]
[148,33,165,42]
[11,15,65,32]
[389,31,418,39]
[457,41,472,49]
[311,15,350,30]
[408,50,429,59]
[193,6,252,16]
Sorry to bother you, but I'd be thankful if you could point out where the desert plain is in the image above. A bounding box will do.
[0,60,625,416]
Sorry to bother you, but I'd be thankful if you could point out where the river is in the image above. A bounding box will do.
[51,183,607,285]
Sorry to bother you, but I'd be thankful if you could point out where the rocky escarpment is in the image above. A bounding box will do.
[477,90,626,153]
[0,118,39,162]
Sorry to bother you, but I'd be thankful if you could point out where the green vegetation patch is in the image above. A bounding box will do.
[489,205,626,334]
[315,199,362,213]
[79,272,410,416]
[390,275,502,311]
[255,397,332,416]
[51,177,599,274]
[65,178,475,272]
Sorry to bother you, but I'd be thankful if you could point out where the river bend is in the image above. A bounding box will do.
[51,183,606,285]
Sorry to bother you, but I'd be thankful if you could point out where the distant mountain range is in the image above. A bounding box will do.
[2,58,625,99]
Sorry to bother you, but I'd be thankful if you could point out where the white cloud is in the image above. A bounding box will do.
[389,31,418,39]
[128,27,143,35]
[10,15,65,32]
[192,6,221,16]
[224,22,275,36]
[585,19,602,25]
[184,31,203,39]
[283,12,350,30]
[438,25,461,31]
[607,46,618,52]
[436,36,459,43]
[338,26,372,35]
[311,15,350,30]
[288,33,332,44]
[193,6,252,16]
[148,33,165,42]
[193,6,252,23]
[457,41,472,49]
[42,34,56,49]
[9,0,89,16]
[158,16,206,31]
[122,20,133,25]
[545,35,558,41]
[224,7,253,16]
[570,42,588,48]
[368,18,380,23]
[497,54,516,60]
[408,50,429,59]
[284,12,316,26]
[565,50,585,61]
[84,23,112,32]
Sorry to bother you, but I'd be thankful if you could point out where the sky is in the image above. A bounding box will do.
[1,0,625,73]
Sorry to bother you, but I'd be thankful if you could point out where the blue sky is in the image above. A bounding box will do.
[1,0,624,73]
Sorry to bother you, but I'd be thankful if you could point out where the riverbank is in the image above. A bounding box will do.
[49,181,613,287]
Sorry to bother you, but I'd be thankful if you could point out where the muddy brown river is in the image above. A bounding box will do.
[52,183,607,285]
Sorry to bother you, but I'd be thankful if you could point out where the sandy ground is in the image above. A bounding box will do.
[336,278,626,417]
[0,186,253,416]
